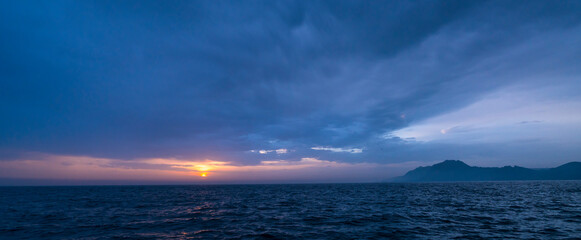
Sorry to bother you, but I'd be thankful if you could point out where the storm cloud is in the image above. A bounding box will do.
[1,0,581,171]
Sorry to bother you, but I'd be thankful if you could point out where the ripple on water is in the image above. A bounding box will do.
[1,181,581,239]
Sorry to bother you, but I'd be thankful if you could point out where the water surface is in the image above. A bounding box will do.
[1,181,580,239]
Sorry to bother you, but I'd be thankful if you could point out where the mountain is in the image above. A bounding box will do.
[394,160,581,182]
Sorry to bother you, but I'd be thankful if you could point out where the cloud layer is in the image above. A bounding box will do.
[1,1,581,182]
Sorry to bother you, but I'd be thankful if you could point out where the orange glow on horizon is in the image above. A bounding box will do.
[0,154,391,183]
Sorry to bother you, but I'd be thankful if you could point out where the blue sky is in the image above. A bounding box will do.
[1,0,581,184]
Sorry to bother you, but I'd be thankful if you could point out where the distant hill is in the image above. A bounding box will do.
[394,160,581,182]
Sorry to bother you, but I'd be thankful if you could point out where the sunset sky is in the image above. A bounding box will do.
[1,0,581,185]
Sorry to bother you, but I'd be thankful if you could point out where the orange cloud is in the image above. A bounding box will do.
[0,154,423,183]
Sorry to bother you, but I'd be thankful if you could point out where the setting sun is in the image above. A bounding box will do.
[200,172,208,177]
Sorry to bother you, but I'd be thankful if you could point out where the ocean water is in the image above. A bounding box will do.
[1,181,580,239]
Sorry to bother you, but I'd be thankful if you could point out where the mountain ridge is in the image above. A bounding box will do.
[394,160,581,182]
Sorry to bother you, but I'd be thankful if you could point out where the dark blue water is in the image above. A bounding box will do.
[1,181,580,239]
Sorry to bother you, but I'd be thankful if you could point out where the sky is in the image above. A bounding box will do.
[1,0,581,185]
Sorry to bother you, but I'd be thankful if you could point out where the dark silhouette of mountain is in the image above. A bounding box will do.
[394,160,581,182]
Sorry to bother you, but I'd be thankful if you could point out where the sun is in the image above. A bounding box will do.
[200,172,208,177]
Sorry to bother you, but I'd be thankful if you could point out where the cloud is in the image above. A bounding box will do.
[311,147,363,154]
[249,149,289,154]
[0,154,422,184]
[275,148,288,154]
[392,84,581,144]
[0,0,580,173]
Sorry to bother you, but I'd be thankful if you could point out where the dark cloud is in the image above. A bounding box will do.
[1,0,581,165]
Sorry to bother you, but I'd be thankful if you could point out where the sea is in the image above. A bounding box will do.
[1,181,580,239]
